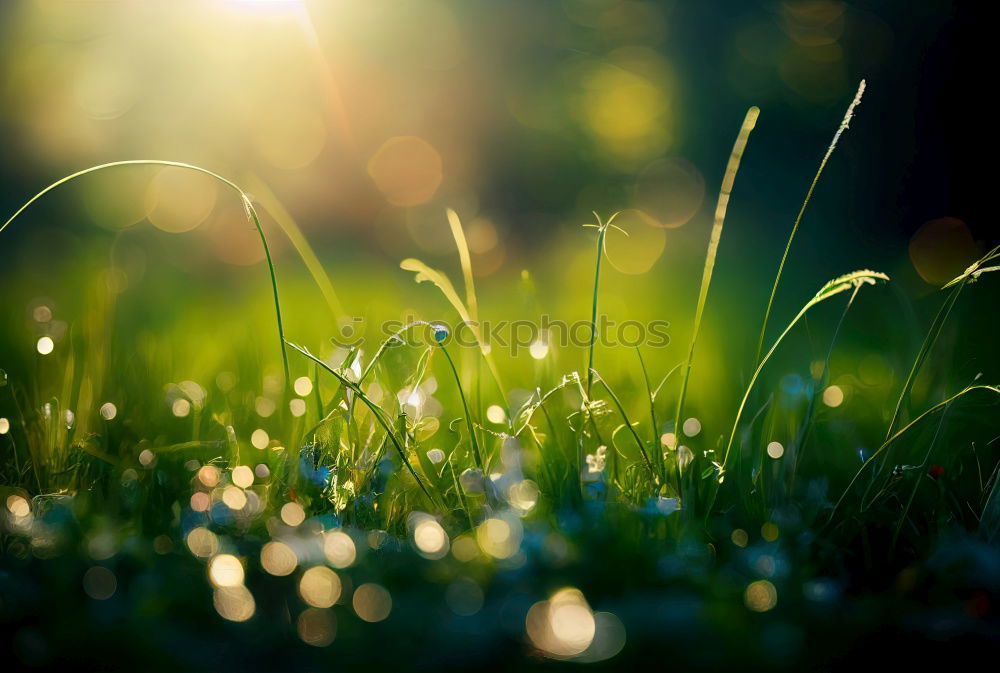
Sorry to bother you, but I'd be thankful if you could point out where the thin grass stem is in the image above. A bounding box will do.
[754,81,866,366]
[673,107,759,479]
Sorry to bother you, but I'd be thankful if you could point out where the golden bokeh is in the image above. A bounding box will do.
[412,518,450,559]
[231,465,254,489]
[352,583,392,623]
[744,580,777,612]
[526,588,597,659]
[144,167,218,234]
[298,566,342,608]
[633,157,705,228]
[281,502,306,527]
[579,48,675,163]
[214,585,256,622]
[323,530,358,569]
[603,210,666,275]
[261,540,299,577]
[297,607,336,647]
[908,217,981,286]
[208,554,245,588]
[367,136,443,206]
[186,527,219,558]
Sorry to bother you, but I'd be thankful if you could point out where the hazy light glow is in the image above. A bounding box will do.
[297,607,336,647]
[7,494,30,517]
[281,501,306,526]
[529,340,549,359]
[413,518,450,559]
[486,404,506,424]
[744,580,777,612]
[214,585,255,622]
[251,428,270,449]
[186,527,219,558]
[682,417,702,437]
[299,566,342,608]
[261,540,298,576]
[293,376,313,396]
[36,336,54,355]
[197,465,220,488]
[352,583,392,622]
[222,485,247,510]
[823,385,844,407]
[231,465,254,488]
[767,441,785,459]
[172,398,192,417]
[83,566,117,600]
[209,554,245,588]
[476,515,522,559]
[526,588,597,658]
[323,530,357,568]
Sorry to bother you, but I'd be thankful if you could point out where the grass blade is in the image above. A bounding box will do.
[400,257,506,400]
[886,245,1000,440]
[672,107,759,473]
[829,384,1000,521]
[447,208,479,322]
[2,160,292,386]
[754,81,866,366]
[284,339,435,505]
[721,271,888,474]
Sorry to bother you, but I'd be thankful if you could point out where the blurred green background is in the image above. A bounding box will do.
[0,0,993,445]
[1,2,998,669]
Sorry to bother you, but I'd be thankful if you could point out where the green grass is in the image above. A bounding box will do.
[2,86,999,668]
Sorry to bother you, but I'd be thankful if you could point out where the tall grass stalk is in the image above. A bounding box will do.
[584,213,620,396]
[1,160,292,386]
[672,106,759,477]
[438,341,485,472]
[754,80,866,366]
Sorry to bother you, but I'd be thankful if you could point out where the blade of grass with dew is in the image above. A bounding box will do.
[1,160,292,387]
[720,270,889,478]
[754,81,866,366]
[672,106,759,479]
